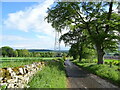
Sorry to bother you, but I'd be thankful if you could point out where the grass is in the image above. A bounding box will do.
[28,60,67,88]
[0,59,43,68]
[81,58,120,63]
[0,57,55,61]
[73,60,120,86]
[96,59,120,63]
[0,57,58,68]
[79,58,120,66]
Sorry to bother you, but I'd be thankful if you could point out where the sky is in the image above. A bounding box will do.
[1,0,70,50]
[1,1,118,50]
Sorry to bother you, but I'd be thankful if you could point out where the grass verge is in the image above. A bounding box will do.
[73,61,120,87]
[28,60,67,88]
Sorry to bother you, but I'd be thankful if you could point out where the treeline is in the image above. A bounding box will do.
[0,46,62,57]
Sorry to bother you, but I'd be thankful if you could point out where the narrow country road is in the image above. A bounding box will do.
[65,60,119,89]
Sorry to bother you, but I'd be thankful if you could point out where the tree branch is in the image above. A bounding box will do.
[105,1,113,33]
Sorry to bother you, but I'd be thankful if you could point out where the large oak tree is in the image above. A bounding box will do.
[46,2,120,64]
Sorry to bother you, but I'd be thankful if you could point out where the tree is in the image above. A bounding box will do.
[60,29,89,61]
[2,46,15,57]
[16,49,23,57]
[46,2,120,64]
[0,48,2,57]
[68,43,79,60]
[16,49,29,57]
[2,48,7,57]
[13,50,18,57]
[22,49,29,57]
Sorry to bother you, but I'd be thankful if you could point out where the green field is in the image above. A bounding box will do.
[96,59,119,63]
[79,59,120,66]
[0,57,55,61]
[0,57,57,68]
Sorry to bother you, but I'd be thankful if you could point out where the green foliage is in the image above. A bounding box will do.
[68,44,79,60]
[16,49,30,57]
[28,60,67,88]
[62,53,67,61]
[46,2,120,64]
[1,46,62,58]
[0,85,7,90]
[82,48,96,60]
[0,48,2,57]
[1,46,15,57]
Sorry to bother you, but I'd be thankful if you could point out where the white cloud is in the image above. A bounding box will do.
[3,0,70,50]
[4,0,55,36]
[3,35,28,41]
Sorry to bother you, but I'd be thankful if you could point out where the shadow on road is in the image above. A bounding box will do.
[64,60,119,88]
[65,60,89,78]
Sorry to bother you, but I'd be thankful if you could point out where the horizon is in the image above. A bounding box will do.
[0,46,69,50]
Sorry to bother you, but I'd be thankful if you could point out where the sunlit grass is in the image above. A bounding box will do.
[0,57,59,68]
[73,61,120,86]
[28,60,67,88]
[0,57,55,61]
[0,59,43,68]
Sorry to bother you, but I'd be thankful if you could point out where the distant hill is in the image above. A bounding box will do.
[27,49,68,52]
[28,49,53,52]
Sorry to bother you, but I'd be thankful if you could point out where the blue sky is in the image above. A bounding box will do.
[2,1,70,50]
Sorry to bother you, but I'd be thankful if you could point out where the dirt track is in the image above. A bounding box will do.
[65,60,119,89]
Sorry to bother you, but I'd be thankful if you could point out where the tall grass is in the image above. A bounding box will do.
[28,60,67,88]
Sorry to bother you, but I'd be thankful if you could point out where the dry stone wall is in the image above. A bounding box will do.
[0,62,45,88]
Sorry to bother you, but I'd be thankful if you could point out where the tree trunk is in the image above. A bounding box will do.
[79,53,82,62]
[96,45,105,64]
[78,46,83,62]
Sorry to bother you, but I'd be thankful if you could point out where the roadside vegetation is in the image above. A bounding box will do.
[72,59,120,86]
[28,60,67,88]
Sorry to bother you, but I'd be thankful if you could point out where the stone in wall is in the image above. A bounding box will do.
[0,62,45,88]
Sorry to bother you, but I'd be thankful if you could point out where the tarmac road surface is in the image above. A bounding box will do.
[65,60,119,89]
